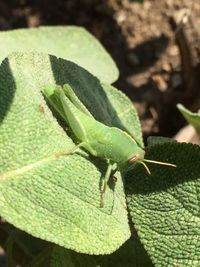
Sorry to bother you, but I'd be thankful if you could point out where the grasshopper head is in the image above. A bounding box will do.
[129,150,176,175]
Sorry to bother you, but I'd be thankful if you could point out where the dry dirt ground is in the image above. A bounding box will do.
[0,0,200,265]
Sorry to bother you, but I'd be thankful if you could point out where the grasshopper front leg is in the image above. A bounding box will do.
[100,162,117,208]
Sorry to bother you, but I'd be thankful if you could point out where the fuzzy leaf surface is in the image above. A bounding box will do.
[0,52,141,254]
[50,237,153,267]
[126,142,200,267]
[0,26,118,83]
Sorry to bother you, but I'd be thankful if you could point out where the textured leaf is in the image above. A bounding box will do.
[147,136,176,146]
[0,26,119,84]
[177,103,200,135]
[126,142,200,267]
[97,236,153,267]
[2,226,152,267]
[0,52,135,254]
[50,237,153,267]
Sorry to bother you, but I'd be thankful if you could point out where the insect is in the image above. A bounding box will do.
[44,84,176,207]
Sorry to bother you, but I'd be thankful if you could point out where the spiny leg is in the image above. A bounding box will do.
[63,84,93,118]
[100,162,116,208]
[55,142,89,158]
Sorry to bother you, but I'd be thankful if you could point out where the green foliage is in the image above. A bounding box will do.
[147,136,176,146]
[0,52,135,254]
[97,236,153,267]
[1,227,153,267]
[177,103,200,135]
[0,227,153,266]
[0,26,199,267]
[126,142,200,266]
[49,236,153,267]
[0,26,119,84]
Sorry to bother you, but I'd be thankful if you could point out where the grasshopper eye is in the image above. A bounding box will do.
[129,153,151,175]
[129,154,140,164]
[129,154,150,175]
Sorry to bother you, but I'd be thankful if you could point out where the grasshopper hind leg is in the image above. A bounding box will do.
[63,84,93,117]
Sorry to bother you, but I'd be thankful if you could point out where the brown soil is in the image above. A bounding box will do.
[0,0,200,137]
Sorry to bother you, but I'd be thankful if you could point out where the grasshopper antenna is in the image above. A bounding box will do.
[138,159,176,176]
[139,160,151,175]
[143,159,176,168]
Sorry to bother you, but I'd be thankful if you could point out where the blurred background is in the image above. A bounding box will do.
[1,0,200,142]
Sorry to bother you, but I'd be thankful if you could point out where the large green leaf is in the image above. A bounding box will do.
[50,236,153,267]
[177,103,200,135]
[0,51,143,254]
[1,223,152,267]
[97,236,153,267]
[0,26,119,84]
[126,142,200,267]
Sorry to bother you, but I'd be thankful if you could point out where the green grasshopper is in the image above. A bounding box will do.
[44,84,176,207]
